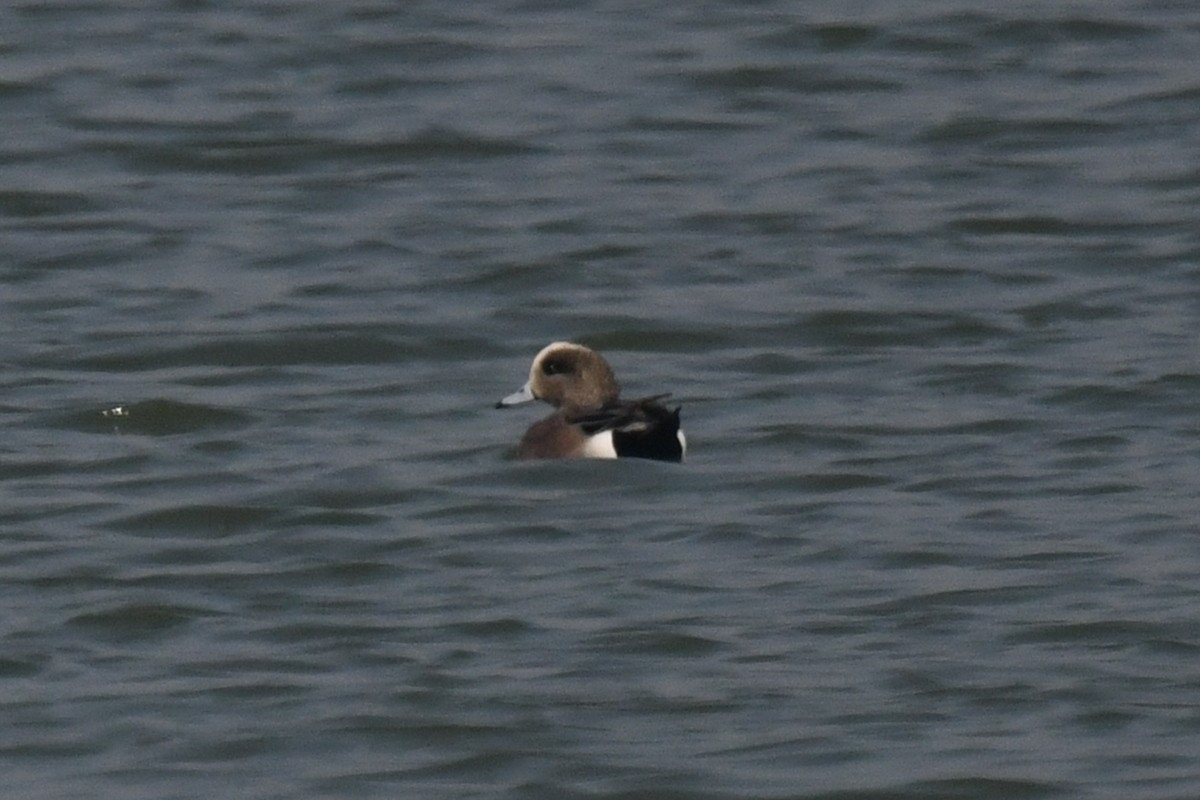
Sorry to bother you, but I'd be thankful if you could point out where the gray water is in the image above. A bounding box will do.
[3,2,1200,798]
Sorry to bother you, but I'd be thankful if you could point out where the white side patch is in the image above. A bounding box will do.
[581,430,618,459]
[677,429,687,461]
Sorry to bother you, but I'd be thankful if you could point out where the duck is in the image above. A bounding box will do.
[496,341,686,462]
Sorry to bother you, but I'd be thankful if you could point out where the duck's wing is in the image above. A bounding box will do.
[567,394,675,435]
[567,395,685,462]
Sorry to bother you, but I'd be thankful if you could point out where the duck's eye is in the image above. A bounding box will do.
[542,358,570,376]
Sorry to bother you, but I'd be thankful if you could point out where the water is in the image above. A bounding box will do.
[3,2,1200,798]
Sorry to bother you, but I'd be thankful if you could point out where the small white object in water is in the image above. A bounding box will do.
[102,406,129,418]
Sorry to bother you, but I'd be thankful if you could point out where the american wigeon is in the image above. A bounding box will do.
[496,342,686,462]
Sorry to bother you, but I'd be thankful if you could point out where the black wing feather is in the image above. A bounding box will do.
[567,395,683,462]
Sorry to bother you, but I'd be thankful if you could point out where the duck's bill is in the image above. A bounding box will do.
[496,381,535,408]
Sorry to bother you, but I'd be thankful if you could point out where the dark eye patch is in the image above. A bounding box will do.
[542,357,572,375]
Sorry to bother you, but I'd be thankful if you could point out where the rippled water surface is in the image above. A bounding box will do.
[3,2,1200,798]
